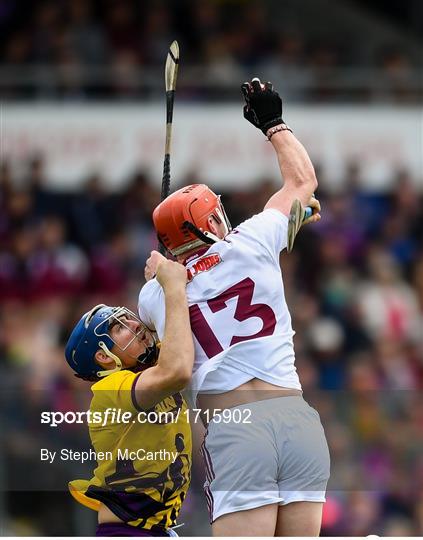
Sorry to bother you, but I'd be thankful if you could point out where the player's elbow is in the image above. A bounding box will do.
[288,167,317,193]
[169,367,192,391]
[173,374,191,391]
[163,352,193,390]
[302,165,318,191]
[299,170,318,199]
[174,356,194,387]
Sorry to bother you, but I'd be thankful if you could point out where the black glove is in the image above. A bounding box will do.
[241,78,283,135]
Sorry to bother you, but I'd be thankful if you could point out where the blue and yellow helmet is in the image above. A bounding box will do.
[65,304,157,380]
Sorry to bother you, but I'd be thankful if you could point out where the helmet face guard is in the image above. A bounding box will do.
[213,195,232,237]
[65,305,158,381]
[94,306,155,355]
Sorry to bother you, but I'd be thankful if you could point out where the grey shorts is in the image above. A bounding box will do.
[200,396,330,522]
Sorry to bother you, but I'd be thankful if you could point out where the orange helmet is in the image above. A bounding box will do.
[153,184,232,257]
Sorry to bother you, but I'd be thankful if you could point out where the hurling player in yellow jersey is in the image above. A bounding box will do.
[65,258,194,537]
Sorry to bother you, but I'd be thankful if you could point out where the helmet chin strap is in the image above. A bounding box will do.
[96,342,158,378]
[184,221,217,244]
[137,344,157,367]
[175,219,223,254]
[170,205,232,257]
[202,229,222,243]
[96,341,123,378]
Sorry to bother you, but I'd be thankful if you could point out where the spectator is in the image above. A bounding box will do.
[356,247,421,342]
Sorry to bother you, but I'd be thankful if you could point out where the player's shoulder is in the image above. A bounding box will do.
[138,277,162,302]
[223,208,289,259]
[90,370,140,412]
[138,277,164,327]
[227,208,288,240]
[139,276,161,294]
[138,278,163,313]
[244,208,288,228]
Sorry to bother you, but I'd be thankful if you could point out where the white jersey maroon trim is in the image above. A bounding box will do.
[138,209,301,404]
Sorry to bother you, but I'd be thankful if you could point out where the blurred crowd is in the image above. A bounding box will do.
[0,153,422,535]
[1,0,421,102]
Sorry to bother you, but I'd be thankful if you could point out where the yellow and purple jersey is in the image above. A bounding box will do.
[69,370,191,533]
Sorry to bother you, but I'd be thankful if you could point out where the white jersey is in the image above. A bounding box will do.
[138,209,301,404]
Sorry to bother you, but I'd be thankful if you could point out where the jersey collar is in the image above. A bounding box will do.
[183,246,210,266]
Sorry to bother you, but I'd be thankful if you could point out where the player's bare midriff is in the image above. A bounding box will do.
[197,378,302,425]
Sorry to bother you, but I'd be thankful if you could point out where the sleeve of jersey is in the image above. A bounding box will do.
[138,279,166,338]
[234,208,289,262]
[105,370,144,413]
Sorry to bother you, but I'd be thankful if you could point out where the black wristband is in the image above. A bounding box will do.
[261,117,283,135]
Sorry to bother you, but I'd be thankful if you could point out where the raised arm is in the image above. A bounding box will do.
[135,253,194,409]
[242,78,319,219]
[264,129,317,215]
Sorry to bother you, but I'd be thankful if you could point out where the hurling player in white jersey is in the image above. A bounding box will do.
[139,78,330,536]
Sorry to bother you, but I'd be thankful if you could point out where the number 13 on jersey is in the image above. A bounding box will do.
[189,277,277,359]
